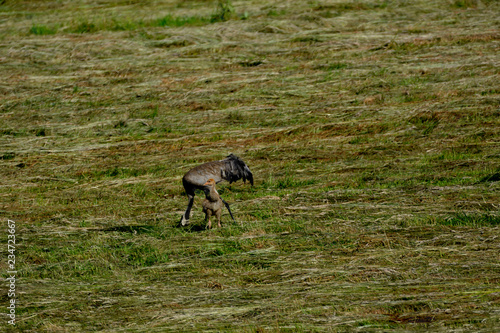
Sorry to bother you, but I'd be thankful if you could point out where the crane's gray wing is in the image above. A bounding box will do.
[182,154,253,188]
[182,161,225,188]
[222,154,253,185]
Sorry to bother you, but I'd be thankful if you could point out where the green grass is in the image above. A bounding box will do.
[155,14,210,27]
[1,0,499,331]
[26,0,237,35]
[29,24,58,35]
[434,213,500,227]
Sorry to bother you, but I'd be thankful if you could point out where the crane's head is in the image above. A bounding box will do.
[203,178,216,186]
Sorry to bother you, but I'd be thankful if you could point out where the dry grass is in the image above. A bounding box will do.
[0,0,499,331]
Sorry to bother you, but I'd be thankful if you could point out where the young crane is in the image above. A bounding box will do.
[202,179,223,229]
[179,154,253,226]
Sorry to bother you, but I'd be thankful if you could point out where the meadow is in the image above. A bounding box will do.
[0,0,499,331]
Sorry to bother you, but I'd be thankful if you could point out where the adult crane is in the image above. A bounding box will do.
[179,154,253,226]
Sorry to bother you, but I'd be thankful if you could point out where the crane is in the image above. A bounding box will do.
[179,154,253,226]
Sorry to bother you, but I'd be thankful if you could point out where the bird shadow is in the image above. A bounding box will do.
[177,222,208,232]
[99,225,157,234]
[97,222,225,234]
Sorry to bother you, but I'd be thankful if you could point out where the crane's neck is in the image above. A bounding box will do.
[205,185,220,202]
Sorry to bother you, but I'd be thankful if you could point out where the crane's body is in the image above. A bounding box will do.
[180,154,253,226]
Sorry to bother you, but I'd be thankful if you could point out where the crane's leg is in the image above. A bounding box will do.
[180,194,194,226]
[220,198,236,224]
[205,210,212,229]
[216,208,222,228]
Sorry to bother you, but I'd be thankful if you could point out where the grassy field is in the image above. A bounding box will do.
[0,0,499,331]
